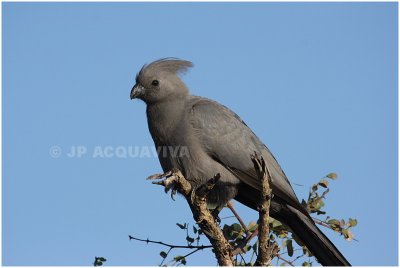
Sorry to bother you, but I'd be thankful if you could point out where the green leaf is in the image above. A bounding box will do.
[247,221,258,232]
[174,255,184,262]
[318,179,329,188]
[316,198,325,209]
[243,244,252,253]
[282,239,287,248]
[270,218,283,228]
[223,223,243,240]
[222,224,233,240]
[186,236,195,243]
[252,243,258,253]
[309,197,325,213]
[270,218,288,238]
[269,234,275,241]
[342,229,354,241]
[327,219,341,231]
[231,223,242,232]
[311,184,318,192]
[349,218,358,227]
[94,257,106,267]
[176,223,186,229]
[327,219,340,225]
[181,258,187,265]
[286,239,294,257]
[326,173,337,180]
[174,255,187,265]
[302,261,311,266]
[302,246,313,257]
[160,251,167,258]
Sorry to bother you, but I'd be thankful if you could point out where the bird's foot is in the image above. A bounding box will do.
[211,206,223,224]
[195,173,221,198]
[147,169,181,200]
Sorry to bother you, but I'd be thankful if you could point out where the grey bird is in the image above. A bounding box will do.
[130,58,351,266]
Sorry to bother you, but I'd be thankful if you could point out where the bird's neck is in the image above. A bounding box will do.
[146,98,187,146]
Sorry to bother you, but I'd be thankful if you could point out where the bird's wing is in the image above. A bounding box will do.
[188,97,306,213]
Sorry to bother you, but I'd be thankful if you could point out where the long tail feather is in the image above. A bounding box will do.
[278,206,351,266]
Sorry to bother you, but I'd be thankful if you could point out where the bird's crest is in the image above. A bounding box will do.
[136,58,193,81]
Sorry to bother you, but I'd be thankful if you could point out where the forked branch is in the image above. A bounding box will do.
[148,169,234,266]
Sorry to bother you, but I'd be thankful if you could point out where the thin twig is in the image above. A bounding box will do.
[312,217,359,242]
[160,247,173,266]
[238,252,247,265]
[252,154,273,266]
[312,217,332,229]
[128,235,212,249]
[228,199,260,257]
[169,248,203,266]
[219,215,236,220]
[275,254,295,266]
[227,201,249,234]
[231,229,259,256]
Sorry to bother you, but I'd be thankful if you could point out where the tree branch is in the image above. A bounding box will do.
[275,253,296,266]
[148,169,234,266]
[227,201,249,234]
[128,235,212,249]
[169,248,203,266]
[252,154,275,266]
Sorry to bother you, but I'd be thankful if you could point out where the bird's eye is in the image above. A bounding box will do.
[152,80,159,86]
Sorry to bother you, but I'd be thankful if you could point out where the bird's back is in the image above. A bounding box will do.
[185,96,311,213]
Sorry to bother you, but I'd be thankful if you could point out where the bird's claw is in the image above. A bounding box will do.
[211,209,222,224]
[170,188,178,201]
[148,170,179,201]
[146,170,173,181]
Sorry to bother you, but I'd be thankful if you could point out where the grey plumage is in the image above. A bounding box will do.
[130,58,351,266]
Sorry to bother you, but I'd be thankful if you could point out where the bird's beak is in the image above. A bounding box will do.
[130,84,145,100]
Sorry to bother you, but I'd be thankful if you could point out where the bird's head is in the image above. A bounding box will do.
[130,58,193,104]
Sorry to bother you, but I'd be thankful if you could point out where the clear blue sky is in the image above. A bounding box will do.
[3,2,397,266]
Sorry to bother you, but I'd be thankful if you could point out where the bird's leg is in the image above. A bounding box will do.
[211,205,224,224]
[194,173,222,223]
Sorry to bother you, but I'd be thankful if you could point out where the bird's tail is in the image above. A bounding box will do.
[278,205,351,266]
